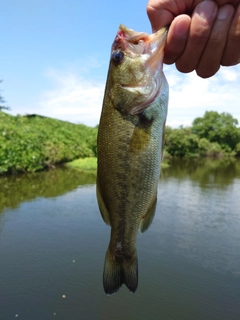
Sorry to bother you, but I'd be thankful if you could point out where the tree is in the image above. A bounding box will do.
[192,111,240,151]
[0,80,9,111]
[165,126,199,157]
[198,138,223,157]
[235,142,240,157]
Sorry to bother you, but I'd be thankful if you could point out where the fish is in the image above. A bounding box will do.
[96,24,168,295]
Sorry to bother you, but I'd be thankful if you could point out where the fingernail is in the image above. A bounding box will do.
[218,5,234,20]
[174,16,190,37]
[196,0,217,20]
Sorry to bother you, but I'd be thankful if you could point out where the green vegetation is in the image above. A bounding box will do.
[0,112,97,175]
[66,157,170,171]
[0,110,239,176]
[160,161,170,169]
[66,157,97,172]
[165,111,240,158]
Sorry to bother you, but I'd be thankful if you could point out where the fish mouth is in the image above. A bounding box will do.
[113,24,168,65]
[141,27,168,72]
[111,25,168,115]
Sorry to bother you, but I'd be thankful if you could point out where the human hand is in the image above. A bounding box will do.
[147,0,240,78]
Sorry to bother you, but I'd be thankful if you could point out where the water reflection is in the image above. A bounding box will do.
[1,158,239,215]
[0,166,96,213]
[161,157,240,188]
[157,158,240,278]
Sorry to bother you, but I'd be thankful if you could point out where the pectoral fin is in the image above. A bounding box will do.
[96,183,111,226]
[139,194,157,233]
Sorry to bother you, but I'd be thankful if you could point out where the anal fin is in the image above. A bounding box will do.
[139,194,157,233]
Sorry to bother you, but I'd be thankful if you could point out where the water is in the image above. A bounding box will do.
[0,159,240,320]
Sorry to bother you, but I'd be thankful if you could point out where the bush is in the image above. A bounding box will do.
[0,112,98,174]
[198,138,223,157]
[165,127,199,157]
[235,142,240,157]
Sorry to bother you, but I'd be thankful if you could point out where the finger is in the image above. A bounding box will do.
[221,3,240,66]
[176,0,218,73]
[146,4,174,32]
[164,15,191,64]
[215,0,240,6]
[196,4,234,78]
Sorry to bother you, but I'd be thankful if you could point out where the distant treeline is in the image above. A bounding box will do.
[0,110,239,175]
[164,111,240,158]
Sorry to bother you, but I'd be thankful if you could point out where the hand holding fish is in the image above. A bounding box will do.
[147,0,240,78]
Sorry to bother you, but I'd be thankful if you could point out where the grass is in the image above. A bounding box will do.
[161,161,170,169]
[66,156,170,171]
[65,157,97,170]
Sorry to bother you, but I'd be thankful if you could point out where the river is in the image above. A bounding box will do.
[0,158,240,320]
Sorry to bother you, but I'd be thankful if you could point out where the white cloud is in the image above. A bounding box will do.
[38,69,105,126]
[37,63,240,128]
[219,67,239,81]
[165,64,240,127]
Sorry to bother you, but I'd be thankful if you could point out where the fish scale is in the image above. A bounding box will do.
[96,24,168,295]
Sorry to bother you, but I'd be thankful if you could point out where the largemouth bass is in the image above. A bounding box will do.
[97,24,168,295]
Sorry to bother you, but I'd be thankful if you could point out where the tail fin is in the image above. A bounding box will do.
[103,249,138,295]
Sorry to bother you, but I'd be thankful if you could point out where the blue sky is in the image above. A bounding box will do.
[1,0,240,127]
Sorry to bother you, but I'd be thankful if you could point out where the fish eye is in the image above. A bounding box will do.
[111,50,124,65]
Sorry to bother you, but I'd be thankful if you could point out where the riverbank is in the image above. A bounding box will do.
[1,110,239,176]
[65,157,170,172]
[0,112,97,175]
[65,157,97,173]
